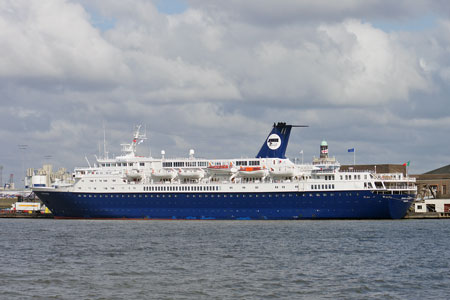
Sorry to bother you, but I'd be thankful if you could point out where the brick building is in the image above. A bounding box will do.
[411,165,450,199]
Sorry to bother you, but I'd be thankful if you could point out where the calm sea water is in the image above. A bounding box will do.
[1,219,450,299]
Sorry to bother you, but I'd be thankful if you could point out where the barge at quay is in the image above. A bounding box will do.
[33,123,416,219]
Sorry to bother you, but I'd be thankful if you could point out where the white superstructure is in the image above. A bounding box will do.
[49,125,415,197]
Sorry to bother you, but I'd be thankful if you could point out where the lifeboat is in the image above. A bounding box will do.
[238,166,268,178]
[207,163,237,176]
[151,168,176,181]
[178,168,205,180]
[125,169,142,181]
[269,166,295,178]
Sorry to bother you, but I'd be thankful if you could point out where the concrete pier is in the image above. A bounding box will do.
[404,211,450,219]
[0,211,53,218]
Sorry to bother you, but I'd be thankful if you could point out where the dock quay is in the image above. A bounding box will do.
[404,211,450,219]
[0,197,53,218]
[0,210,53,219]
[0,198,17,209]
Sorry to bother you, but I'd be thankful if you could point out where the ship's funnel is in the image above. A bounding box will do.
[256,123,307,159]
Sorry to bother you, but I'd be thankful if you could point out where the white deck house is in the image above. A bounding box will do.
[415,199,450,213]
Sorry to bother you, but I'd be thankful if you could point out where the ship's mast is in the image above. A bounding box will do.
[120,125,147,157]
[103,124,108,159]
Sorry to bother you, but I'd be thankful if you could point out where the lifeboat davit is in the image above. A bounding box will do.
[238,166,268,178]
[207,163,237,176]
[151,168,176,181]
[178,168,205,180]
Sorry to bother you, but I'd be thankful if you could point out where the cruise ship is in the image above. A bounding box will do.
[33,123,416,219]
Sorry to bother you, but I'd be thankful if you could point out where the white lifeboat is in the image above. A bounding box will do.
[269,166,295,178]
[151,168,176,181]
[126,169,142,181]
[207,162,237,176]
[178,168,205,180]
[238,166,268,178]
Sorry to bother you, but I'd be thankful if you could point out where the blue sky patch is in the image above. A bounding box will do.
[372,14,437,32]
[87,8,116,31]
[155,0,188,15]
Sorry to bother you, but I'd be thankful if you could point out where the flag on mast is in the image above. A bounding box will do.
[348,148,356,165]
[403,161,410,167]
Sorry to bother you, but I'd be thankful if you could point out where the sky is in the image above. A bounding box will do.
[1,0,450,187]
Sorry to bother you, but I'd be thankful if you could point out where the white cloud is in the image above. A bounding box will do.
[318,20,430,104]
[186,0,433,25]
[0,0,127,85]
[2,0,450,182]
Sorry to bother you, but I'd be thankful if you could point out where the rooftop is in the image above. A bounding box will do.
[424,164,450,175]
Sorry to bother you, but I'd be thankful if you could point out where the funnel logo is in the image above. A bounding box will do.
[267,134,281,150]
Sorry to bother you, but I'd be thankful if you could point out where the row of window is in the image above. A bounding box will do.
[79,186,137,190]
[340,174,365,180]
[235,160,260,166]
[88,179,116,183]
[311,184,335,190]
[101,162,145,167]
[77,192,360,198]
[163,161,209,168]
[144,185,219,192]
[162,161,262,168]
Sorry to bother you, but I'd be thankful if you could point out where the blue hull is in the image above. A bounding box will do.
[35,190,414,220]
